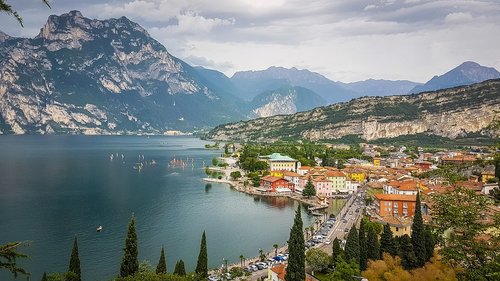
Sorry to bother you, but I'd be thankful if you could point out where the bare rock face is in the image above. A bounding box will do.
[208,80,500,142]
[0,11,244,134]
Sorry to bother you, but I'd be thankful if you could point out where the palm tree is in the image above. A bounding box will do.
[239,255,244,268]
[258,248,265,262]
[273,244,279,256]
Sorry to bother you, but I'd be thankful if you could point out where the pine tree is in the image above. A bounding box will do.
[358,220,368,271]
[424,226,435,262]
[195,231,208,278]
[411,192,426,267]
[285,205,305,281]
[68,237,81,281]
[174,259,186,276]
[380,224,397,256]
[302,177,316,198]
[332,237,344,265]
[156,246,166,274]
[398,234,418,270]
[344,226,360,264]
[41,272,48,281]
[120,215,139,277]
[366,224,380,261]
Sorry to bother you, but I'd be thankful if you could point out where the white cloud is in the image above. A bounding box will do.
[444,12,473,23]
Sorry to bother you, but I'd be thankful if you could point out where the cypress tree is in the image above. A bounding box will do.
[120,215,139,277]
[195,231,208,278]
[366,224,380,260]
[332,237,343,265]
[68,237,81,281]
[41,272,48,281]
[344,226,360,264]
[358,220,368,271]
[424,226,435,262]
[380,224,397,256]
[174,259,186,276]
[398,234,418,270]
[411,192,426,267]
[285,204,305,281]
[156,246,166,274]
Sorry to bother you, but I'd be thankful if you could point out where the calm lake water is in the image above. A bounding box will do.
[0,136,316,281]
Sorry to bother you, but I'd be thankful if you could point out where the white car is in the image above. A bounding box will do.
[208,275,219,281]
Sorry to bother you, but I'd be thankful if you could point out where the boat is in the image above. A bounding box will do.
[96,226,103,232]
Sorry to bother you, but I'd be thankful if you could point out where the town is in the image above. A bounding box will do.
[203,142,500,281]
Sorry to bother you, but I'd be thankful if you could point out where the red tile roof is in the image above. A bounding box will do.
[375,194,416,202]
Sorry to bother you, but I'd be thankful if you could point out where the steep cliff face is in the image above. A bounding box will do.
[208,79,500,142]
[0,11,243,134]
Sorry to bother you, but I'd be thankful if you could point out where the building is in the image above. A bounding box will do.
[345,169,366,183]
[313,177,334,197]
[414,160,433,171]
[283,171,301,189]
[260,176,292,193]
[325,171,347,192]
[374,194,417,217]
[345,180,360,194]
[481,170,496,183]
[374,216,413,237]
[383,180,419,195]
[267,264,319,281]
[260,153,301,172]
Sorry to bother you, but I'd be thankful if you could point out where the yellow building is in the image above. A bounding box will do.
[373,158,381,166]
[482,170,495,183]
[375,216,412,237]
[346,170,366,183]
[260,153,301,172]
[325,171,346,192]
[270,170,285,178]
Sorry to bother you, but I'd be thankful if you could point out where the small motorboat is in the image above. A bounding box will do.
[96,226,103,232]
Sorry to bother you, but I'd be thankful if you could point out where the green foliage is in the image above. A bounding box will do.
[411,192,426,267]
[0,241,30,278]
[345,226,360,264]
[156,247,167,274]
[367,224,380,261]
[41,272,48,281]
[327,255,360,281]
[229,266,244,277]
[195,231,208,278]
[424,226,435,262]
[331,237,344,265]
[173,260,186,276]
[68,237,81,281]
[432,187,499,280]
[418,164,468,184]
[211,157,219,166]
[113,271,196,281]
[380,224,397,257]
[358,219,368,271]
[285,205,305,281]
[397,235,417,270]
[120,215,139,277]
[45,271,78,281]
[305,248,331,273]
[230,171,242,180]
[302,177,316,198]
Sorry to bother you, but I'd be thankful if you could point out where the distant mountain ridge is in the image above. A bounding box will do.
[410,61,500,93]
[208,79,500,142]
[340,79,422,97]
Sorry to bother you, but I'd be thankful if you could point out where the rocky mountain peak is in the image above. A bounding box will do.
[0,30,10,42]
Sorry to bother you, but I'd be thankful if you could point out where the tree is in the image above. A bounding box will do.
[328,255,360,281]
[0,0,50,27]
[0,241,30,278]
[380,224,397,257]
[155,246,166,274]
[411,192,426,267]
[120,215,139,277]
[362,253,412,281]
[239,255,244,267]
[302,177,316,198]
[345,226,360,264]
[367,224,380,261]
[397,235,417,270]
[359,219,368,271]
[273,244,279,256]
[230,171,242,180]
[332,237,344,265]
[285,205,305,281]
[68,237,81,281]
[41,272,48,281]
[305,248,331,273]
[259,248,265,262]
[195,231,208,278]
[432,187,499,280]
[173,259,186,276]
[424,226,435,262]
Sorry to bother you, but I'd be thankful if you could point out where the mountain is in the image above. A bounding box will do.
[208,79,500,142]
[340,79,421,96]
[231,66,357,103]
[0,11,245,134]
[410,61,500,94]
[249,86,326,118]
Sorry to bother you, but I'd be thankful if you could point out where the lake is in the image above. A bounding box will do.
[0,136,315,281]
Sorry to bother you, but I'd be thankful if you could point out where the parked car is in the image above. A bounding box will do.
[273,256,285,261]
[208,275,219,281]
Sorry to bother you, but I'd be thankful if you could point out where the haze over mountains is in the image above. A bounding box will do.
[0,11,499,135]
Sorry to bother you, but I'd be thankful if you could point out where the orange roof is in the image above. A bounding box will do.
[270,264,286,280]
[397,181,419,191]
[375,216,413,227]
[260,176,285,183]
[299,166,311,170]
[283,171,301,177]
[375,194,416,202]
[325,171,346,177]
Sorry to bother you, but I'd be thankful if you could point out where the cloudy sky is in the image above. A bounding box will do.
[1,0,499,82]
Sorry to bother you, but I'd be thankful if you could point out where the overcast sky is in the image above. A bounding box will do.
[1,0,499,82]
